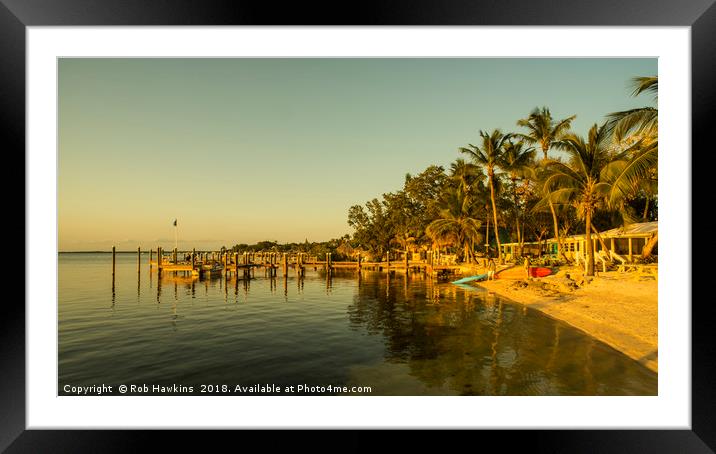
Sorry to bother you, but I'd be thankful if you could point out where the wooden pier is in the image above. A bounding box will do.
[115,247,468,281]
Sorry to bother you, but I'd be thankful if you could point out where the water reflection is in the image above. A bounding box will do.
[346,271,656,395]
[59,254,656,396]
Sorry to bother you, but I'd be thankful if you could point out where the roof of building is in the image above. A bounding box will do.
[601,221,658,238]
[545,221,658,243]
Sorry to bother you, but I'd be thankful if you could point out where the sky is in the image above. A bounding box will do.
[58,58,657,251]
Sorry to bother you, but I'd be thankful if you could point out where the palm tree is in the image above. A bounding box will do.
[517,107,576,161]
[546,123,618,276]
[460,129,511,261]
[517,107,576,260]
[499,140,536,253]
[426,186,483,263]
[392,229,416,262]
[449,158,483,194]
[607,76,658,143]
[606,76,658,227]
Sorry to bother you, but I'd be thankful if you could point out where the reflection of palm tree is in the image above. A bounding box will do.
[460,130,511,261]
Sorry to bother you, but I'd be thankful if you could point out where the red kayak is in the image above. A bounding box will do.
[496,266,551,279]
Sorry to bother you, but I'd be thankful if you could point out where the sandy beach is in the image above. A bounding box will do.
[471,266,658,372]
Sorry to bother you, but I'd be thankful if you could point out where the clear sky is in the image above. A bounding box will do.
[58,58,657,251]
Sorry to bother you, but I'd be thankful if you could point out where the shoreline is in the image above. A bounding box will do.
[469,266,658,373]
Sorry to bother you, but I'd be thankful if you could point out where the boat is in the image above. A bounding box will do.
[529,267,552,278]
[496,266,552,279]
[451,273,488,284]
[200,262,224,277]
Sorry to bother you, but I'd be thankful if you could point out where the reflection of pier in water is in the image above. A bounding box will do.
[112,245,460,311]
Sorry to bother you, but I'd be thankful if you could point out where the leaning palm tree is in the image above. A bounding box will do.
[499,140,536,252]
[606,76,658,143]
[460,129,511,261]
[516,107,576,261]
[606,76,658,229]
[426,187,483,263]
[546,123,618,276]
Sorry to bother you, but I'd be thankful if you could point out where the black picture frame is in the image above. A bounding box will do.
[4,0,710,451]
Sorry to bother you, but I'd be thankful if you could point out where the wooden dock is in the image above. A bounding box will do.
[118,247,467,281]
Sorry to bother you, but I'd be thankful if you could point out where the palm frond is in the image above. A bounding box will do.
[631,76,658,99]
[606,107,658,141]
[601,143,658,206]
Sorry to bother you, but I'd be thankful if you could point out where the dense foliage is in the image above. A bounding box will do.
[346,76,658,275]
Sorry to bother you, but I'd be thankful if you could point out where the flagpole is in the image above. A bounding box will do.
[174,220,178,253]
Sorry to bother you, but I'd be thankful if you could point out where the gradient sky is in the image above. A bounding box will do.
[58,58,657,251]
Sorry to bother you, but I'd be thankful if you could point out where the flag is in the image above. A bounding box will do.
[173,219,177,226]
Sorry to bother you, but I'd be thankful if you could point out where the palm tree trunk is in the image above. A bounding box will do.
[585,209,595,276]
[485,211,490,255]
[489,175,502,262]
[548,198,561,260]
[641,232,658,258]
[590,224,610,258]
[642,197,650,221]
[512,178,520,247]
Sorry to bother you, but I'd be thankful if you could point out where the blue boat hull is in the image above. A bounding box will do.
[451,273,488,284]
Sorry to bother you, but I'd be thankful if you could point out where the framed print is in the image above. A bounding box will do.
[6,0,713,451]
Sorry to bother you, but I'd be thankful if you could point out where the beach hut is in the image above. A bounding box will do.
[499,221,657,263]
[546,221,658,263]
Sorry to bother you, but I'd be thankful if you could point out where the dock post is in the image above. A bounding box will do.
[149,248,153,266]
[357,253,361,270]
[112,246,116,277]
[405,250,409,274]
[386,252,390,271]
[173,248,177,264]
[157,246,162,276]
[283,253,288,276]
[137,246,141,273]
[192,248,196,269]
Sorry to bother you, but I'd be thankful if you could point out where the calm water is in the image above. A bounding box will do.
[58,253,657,395]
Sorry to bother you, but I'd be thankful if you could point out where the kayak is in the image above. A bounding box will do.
[451,273,488,284]
[496,267,551,279]
[530,267,552,278]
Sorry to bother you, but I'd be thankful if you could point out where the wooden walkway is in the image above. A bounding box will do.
[129,247,466,280]
[105,246,468,284]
